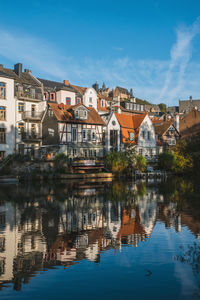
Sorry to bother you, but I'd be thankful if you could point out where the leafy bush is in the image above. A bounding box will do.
[158,152,175,171]
[135,155,146,172]
[105,151,128,175]
[53,153,69,173]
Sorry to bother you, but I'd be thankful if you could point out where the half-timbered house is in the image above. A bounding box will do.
[42,103,105,158]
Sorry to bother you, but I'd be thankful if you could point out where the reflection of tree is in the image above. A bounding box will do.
[175,242,200,299]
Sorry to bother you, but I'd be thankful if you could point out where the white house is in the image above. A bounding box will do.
[0,73,16,159]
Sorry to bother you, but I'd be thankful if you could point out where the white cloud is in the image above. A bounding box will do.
[0,19,200,106]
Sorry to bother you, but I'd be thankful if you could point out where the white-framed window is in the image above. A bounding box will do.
[142,131,145,139]
[129,132,135,141]
[18,122,24,134]
[147,131,150,140]
[18,102,24,113]
[89,97,92,103]
[72,128,77,142]
[92,131,96,140]
[0,106,6,121]
[0,82,6,99]
[82,130,86,139]
[87,130,91,141]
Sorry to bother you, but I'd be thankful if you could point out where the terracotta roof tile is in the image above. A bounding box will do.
[49,103,105,126]
[115,113,147,129]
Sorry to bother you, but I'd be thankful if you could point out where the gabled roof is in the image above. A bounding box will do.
[116,86,129,94]
[115,113,147,129]
[97,98,109,112]
[153,121,174,136]
[48,103,105,125]
[38,78,76,92]
[0,65,41,86]
[70,84,87,95]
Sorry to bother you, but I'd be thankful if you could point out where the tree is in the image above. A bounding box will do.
[158,103,166,112]
[105,151,128,175]
[158,152,175,171]
[136,155,146,172]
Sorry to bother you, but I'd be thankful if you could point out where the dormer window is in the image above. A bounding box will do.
[74,107,88,119]
[129,132,135,141]
[75,110,79,118]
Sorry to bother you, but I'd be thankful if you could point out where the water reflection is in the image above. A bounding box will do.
[0,179,199,293]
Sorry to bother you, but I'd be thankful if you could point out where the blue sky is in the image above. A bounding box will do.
[0,0,200,105]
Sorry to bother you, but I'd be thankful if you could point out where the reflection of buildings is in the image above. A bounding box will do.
[0,182,197,290]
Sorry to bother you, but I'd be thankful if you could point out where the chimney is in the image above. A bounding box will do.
[14,63,22,77]
[189,95,192,101]
[63,80,69,85]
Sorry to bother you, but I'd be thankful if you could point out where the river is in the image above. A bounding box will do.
[0,178,199,299]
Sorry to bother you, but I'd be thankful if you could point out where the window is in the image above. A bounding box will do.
[0,82,6,99]
[142,131,145,139]
[76,97,81,104]
[101,99,105,107]
[93,150,96,157]
[148,131,150,140]
[89,150,93,157]
[18,102,24,113]
[30,88,35,98]
[0,128,6,144]
[150,148,153,156]
[141,105,144,111]
[82,130,86,139]
[72,128,77,142]
[66,97,71,105]
[31,124,36,135]
[79,110,85,118]
[18,122,24,134]
[92,131,96,140]
[129,132,135,141]
[0,151,5,160]
[139,149,143,155]
[50,93,55,101]
[89,97,92,103]
[44,92,49,100]
[84,150,87,157]
[87,130,91,141]
[73,149,77,156]
[75,110,79,118]
[0,106,6,121]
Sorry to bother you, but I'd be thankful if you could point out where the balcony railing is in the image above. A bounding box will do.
[16,91,43,101]
[21,132,42,141]
[22,111,43,121]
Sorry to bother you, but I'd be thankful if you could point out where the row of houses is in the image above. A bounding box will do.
[0,62,182,160]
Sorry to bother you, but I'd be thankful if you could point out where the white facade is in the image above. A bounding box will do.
[0,76,16,157]
[104,112,121,153]
[137,115,157,157]
[56,90,76,105]
[83,87,98,111]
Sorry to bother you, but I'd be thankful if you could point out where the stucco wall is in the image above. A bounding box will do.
[83,88,97,111]
[0,76,16,156]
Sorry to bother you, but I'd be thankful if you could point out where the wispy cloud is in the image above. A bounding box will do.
[160,17,200,101]
[0,20,200,106]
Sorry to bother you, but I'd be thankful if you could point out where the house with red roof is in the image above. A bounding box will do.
[105,112,159,159]
[42,102,105,158]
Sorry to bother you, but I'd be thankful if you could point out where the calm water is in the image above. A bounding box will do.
[0,178,200,300]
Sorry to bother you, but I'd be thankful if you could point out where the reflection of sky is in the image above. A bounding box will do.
[0,222,198,300]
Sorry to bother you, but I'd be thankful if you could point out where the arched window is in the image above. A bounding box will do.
[0,82,6,99]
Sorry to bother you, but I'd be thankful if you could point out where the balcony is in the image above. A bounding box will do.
[22,111,43,121]
[21,132,42,142]
[16,91,43,102]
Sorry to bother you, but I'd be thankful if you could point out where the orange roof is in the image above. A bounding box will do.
[97,98,109,112]
[70,84,87,95]
[121,128,136,144]
[49,103,105,125]
[115,113,147,129]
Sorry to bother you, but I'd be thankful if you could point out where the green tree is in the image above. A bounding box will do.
[105,151,128,175]
[158,103,167,112]
[136,155,146,172]
[158,152,175,171]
